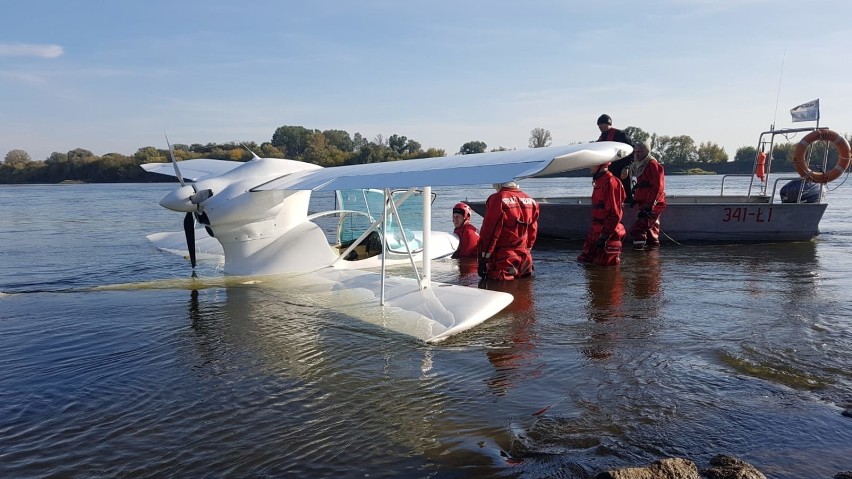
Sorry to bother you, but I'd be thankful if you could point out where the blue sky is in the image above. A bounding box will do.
[2,0,851,161]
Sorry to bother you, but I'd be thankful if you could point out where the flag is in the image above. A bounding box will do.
[790,99,820,122]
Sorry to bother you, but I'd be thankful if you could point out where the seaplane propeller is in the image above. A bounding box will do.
[162,134,214,271]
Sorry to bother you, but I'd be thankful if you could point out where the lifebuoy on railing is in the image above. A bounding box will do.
[755,151,766,182]
[792,129,851,183]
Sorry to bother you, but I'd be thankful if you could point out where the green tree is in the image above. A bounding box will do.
[135,146,166,164]
[45,151,67,164]
[353,133,369,151]
[403,139,422,155]
[420,147,446,158]
[459,141,487,155]
[0,149,35,183]
[322,129,354,152]
[734,146,757,162]
[350,142,392,164]
[529,128,552,148]
[84,153,136,182]
[271,125,314,158]
[388,134,408,154]
[4,149,32,166]
[258,142,285,158]
[65,148,98,180]
[696,141,728,163]
[190,143,214,154]
[622,126,650,146]
[303,132,348,166]
[656,135,696,164]
[771,143,794,167]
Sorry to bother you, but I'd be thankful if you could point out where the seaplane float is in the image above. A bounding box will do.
[141,141,632,343]
[468,125,851,242]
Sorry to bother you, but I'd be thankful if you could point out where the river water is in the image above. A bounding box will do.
[1,177,850,478]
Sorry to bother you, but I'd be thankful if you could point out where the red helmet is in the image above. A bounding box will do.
[452,202,471,220]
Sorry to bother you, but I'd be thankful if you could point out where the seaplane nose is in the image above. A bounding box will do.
[159,184,197,212]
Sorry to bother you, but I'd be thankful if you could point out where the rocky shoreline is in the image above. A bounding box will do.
[593,454,851,479]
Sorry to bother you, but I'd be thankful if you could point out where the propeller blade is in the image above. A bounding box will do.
[190,188,213,204]
[183,212,197,270]
[165,133,186,187]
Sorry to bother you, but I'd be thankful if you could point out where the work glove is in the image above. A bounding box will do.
[595,237,607,249]
[477,259,488,278]
[638,208,651,219]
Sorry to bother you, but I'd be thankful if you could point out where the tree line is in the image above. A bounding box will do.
[2,124,848,184]
[0,126,448,184]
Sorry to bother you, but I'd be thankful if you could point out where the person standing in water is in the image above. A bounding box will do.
[628,139,666,249]
[478,182,539,281]
[577,162,626,267]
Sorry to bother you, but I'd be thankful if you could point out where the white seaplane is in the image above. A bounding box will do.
[142,140,632,342]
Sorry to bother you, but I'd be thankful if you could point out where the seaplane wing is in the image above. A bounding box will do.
[142,140,631,343]
[140,158,243,182]
[252,142,631,192]
[295,268,512,343]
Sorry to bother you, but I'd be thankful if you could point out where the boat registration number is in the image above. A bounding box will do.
[722,207,773,223]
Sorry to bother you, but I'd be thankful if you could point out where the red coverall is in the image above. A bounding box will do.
[478,187,539,280]
[629,159,666,247]
[577,170,626,267]
[452,223,480,259]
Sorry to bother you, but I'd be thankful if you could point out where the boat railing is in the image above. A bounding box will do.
[720,174,758,196]
[769,176,824,204]
[720,173,821,204]
[752,126,823,198]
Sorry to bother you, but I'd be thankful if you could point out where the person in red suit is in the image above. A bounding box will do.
[451,202,480,259]
[478,182,539,281]
[577,162,626,267]
[596,114,634,202]
[628,139,666,249]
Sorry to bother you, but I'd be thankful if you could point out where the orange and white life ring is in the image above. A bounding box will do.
[792,129,851,183]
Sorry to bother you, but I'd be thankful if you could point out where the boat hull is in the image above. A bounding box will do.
[468,195,827,242]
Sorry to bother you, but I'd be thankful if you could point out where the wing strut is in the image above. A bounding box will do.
[422,186,431,288]
[379,187,432,303]
[380,189,388,305]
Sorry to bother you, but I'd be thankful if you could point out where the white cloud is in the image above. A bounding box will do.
[0,43,64,58]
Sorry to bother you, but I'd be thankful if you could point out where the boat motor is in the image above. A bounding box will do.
[780,179,822,203]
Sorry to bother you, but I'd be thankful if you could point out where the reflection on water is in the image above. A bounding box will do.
[582,266,625,360]
[484,279,540,397]
[1,181,852,478]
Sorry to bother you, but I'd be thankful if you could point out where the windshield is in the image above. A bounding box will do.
[335,189,435,252]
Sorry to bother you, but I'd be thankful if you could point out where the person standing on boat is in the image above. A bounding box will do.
[628,139,666,249]
[596,114,634,202]
[451,202,480,259]
[577,162,627,267]
[478,182,539,281]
